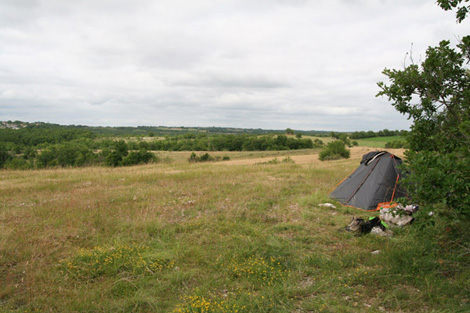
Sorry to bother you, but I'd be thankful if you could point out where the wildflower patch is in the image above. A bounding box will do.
[217,255,289,285]
[172,289,279,313]
[172,293,246,313]
[60,244,175,279]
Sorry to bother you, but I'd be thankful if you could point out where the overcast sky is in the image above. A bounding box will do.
[0,0,466,131]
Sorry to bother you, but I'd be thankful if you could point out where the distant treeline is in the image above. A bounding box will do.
[348,129,408,139]
[0,121,409,169]
[0,121,331,137]
[0,140,158,169]
[0,123,96,147]
[0,125,319,153]
[140,133,319,152]
[0,122,323,169]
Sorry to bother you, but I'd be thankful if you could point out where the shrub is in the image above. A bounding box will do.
[105,151,124,167]
[385,140,409,149]
[188,152,215,162]
[121,149,157,166]
[313,138,324,148]
[4,157,32,170]
[319,140,350,161]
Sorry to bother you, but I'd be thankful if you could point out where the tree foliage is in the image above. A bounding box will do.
[378,39,470,153]
[437,0,470,23]
[377,4,470,216]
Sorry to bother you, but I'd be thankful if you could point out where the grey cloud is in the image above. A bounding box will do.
[1,0,463,131]
[169,72,290,89]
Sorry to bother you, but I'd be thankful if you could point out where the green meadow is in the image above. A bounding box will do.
[1,147,468,312]
[355,136,404,148]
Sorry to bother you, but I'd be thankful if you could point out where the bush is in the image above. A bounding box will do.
[319,140,350,161]
[121,149,157,166]
[188,152,215,162]
[403,150,470,215]
[313,138,324,148]
[4,157,32,170]
[385,140,408,149]
[105,151,124,167]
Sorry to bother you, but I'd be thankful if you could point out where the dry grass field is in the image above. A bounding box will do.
[1,147,467,312]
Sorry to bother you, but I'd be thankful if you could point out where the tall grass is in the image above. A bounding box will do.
[0,151,468,312]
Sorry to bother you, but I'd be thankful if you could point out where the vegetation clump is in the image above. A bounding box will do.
[60,244,175,279]
[217,255,289,286]
[377,0,470,290]
[385,140,408,149]
[256,156,295,165]
[319,140,350,161]
[188,152,215,162]
[172,293,247,313]
[378,2,470,217]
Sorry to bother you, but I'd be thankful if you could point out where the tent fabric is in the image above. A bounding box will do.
[330,151,407,211]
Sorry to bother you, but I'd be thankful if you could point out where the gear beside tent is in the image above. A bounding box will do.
[330,151,407,211]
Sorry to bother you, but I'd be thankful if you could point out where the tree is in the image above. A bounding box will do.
[437,0,470,23]
[36,149,58,168]
[114,140,129,157]
[0,143,11,168]
[105,140,129,166]
[285,128,294,135]
[377,3,470,216]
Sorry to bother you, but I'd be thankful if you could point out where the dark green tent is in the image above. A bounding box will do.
[330,151,407,211]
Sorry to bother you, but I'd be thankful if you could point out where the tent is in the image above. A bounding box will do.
[330,151,407,211]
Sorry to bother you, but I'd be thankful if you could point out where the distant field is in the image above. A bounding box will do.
[356,136,404,148]
[301,135,335,144]
[1,147,466,312]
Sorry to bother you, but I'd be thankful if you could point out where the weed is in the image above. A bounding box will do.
[172,289,279,313]
[172,293,246,313]
[217,255,290,286]
[59,244,175,279]
[255,156,295,165]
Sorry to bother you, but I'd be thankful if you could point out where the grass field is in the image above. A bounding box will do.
[1,147,468,312]
[355,136,404,148]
